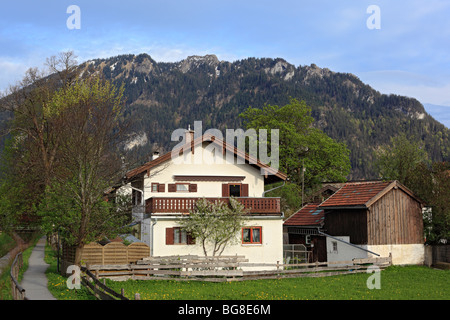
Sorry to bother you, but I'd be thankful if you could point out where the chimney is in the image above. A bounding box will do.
[152,151,160,160]
[185,124,194,143]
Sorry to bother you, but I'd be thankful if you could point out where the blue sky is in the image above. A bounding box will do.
[1,0,449,127]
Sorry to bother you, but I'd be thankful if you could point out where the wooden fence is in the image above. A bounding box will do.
[84,254,392,283]
[62,241,150,273]
[10,252,27,300]
[80,266,131,300]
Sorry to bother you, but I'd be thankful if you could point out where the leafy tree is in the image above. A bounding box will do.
[374,134,449,243]
[37,76,131,263]
[407,162,450,244]
[178,198,248,256]
[0,135,36,247]
[240,98,351,197]
[374,133,429,185]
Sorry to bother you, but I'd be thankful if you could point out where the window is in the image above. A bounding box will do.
[222,183,249,197]
[332,241,338,253]
[151,183,165,193]
[229,184,241,197]
[242,227,262,244]
[168,183,197,193]
[166,227,195,245]
[173,227,187,244]
[176,184,189,192]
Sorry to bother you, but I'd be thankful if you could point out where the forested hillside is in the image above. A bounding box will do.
[4,53,450,179]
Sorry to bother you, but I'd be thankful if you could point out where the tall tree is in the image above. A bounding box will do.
[38,76,131,263]
[240,98,351,205]
[0,52,78,241]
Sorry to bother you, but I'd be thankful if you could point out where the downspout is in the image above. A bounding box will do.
[318,230,380,257]
[150,218,157,256]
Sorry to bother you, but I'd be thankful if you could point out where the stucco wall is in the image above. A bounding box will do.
[325,238,425,265]
[141,143,266,199]
[366,244,424,265]
[150,217,283,268]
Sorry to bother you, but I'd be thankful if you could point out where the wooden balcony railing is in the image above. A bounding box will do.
[145,197,281,215]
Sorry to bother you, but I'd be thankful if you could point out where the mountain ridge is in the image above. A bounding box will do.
[2,53,448,180]
[76,53,449,179]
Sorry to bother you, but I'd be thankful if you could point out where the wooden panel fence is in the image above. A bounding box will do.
[63,241,150,267]
[84,254,392,283]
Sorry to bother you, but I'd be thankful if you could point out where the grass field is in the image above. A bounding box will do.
[43,241,449,301]
[101,266,449,300]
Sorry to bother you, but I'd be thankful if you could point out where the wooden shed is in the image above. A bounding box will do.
[319,180,425,265]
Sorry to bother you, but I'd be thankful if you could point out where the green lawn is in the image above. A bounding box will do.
[42,243,449,300]
[104,265,448,300]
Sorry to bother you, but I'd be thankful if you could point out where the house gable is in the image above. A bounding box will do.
[125,134,287,184]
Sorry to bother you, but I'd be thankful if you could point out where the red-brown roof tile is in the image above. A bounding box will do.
[319,181,392,208]
[284,203,324,226]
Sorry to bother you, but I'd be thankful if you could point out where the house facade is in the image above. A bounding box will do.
[120,129,287,265]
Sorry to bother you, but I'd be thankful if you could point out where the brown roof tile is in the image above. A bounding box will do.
[319,181,392,208]
[284,203,324,226]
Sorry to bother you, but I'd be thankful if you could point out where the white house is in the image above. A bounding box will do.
[120,128,287,266]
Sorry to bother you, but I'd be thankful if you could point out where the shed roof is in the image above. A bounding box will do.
[284,203,324,226]
[319,180,423,209]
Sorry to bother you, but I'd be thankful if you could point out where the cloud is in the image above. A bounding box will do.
[358,70,450,104]
[0,58,29,92]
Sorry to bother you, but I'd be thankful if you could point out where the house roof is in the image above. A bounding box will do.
[319,180,423,209]
[284,203,324,226]
[125,132,288,183]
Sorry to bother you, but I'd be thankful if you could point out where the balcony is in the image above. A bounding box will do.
[145,197,281,215]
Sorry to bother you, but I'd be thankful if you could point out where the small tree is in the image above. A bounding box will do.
[178,198,248,257]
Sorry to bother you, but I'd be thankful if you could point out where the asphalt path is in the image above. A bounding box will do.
[20,236,57,300]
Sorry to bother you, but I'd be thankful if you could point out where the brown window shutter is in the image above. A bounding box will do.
[241,184,249,197]
[168,184,176,192]
[166,228,174,245]
[158,184,165,192]
[189,184,197,192]
[222,183,229,197]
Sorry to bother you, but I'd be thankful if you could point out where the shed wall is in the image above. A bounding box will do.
[368,188,423,245]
